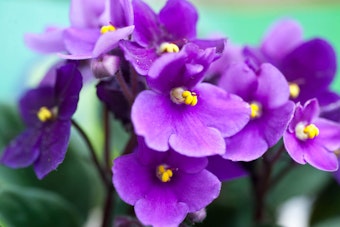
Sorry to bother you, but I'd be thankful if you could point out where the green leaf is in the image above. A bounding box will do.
[310,180,340,226]
[0,185,81,227]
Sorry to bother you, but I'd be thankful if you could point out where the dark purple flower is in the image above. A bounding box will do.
[119,0,224,75]
[283,99,340,171]
[25,0,134,59]
[243,19,339,107]
[112,139,221,227]
[131,43,250,157]
[219,62,295,161]
[0,64,83,179]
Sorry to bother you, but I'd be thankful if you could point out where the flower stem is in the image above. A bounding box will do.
[115,70,134,106]
[71,119,108,185]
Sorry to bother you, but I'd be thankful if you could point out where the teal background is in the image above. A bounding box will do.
[1,0,340,103]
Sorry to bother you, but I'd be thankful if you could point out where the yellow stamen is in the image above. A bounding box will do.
[100,25,116,34]
[156,165,173,183]
[159,42,180,53]
[250,102,261,119]
[303,124,319,139]
[37,106,53,122]
[289,83,300,99]
[170,88,198,106]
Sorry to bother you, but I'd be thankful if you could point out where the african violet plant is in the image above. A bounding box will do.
[1,0,340,226]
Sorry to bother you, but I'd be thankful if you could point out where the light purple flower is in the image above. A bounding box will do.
[112,139,221,227]
[219,62,295,161]
[25,0,134,59]
[0,64,82,179]
[119,0,224,75]
[283,99,340,171]
[131,43,250,157]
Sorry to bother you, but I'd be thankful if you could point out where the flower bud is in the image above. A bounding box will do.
[91,55,120,79]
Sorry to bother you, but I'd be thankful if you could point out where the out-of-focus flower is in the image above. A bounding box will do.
[25,0,134,59]
[119,0,224,75]
[219,62,294,161]
[244,19,339,106]
[131,43,250,157]
[0,64,83,179]
[283,99,340,171]
[112,139,221,227]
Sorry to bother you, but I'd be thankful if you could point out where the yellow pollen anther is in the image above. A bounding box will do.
[289,83,300,99]
[37,106,53,122]
[250,102,261,118]
[182,91,197,106]
[303,124,319,139]
[170,87,198,106]
[100,25,116,34]
[156,165,173,183]
[159,42,180,53]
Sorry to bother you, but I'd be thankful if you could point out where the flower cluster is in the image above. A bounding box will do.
[2,0,340,226]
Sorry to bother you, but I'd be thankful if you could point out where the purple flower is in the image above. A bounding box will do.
[283,99,340,171]
[0,64,83,179]
[243,19,339,106]
[112,139,221,227]
[25,0,134,59]
[219,62,295,161]
[131,43,250,157]
[119,0,224,75]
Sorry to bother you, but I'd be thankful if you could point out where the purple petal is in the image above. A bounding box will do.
[303,141,338,171]
[147,43,216,92]
[131,91,175,152]
[55,64,83,120]
[191,38,225,57]
[113,152,154,205]
[288,99,320,132]
[19,86,55,127]
[254,63,290,109]
[132,0,161,47]
[134,188,189,227]
[195,83,250,137]
[119,40,158,76]
[314,118,340,151]
[261,101,295,146]
[283,131,306,164]
[261,19,303,62]
[281,38,337,104]
[63,27,99,56]
[166,150,208,174]
[1,129,41,168]
[206,155,247,181]
[69,0,105,28]
[93,25,134,57]
[108,0,134,27]
[320,93,340,122]
[173,170,221,212]
[159,0,198,40]
[33,120,71,179]
[24,27,66,53]
[224,122,269,161]
[218,62,258,101]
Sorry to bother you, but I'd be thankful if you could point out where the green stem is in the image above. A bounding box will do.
[71,119,108,185]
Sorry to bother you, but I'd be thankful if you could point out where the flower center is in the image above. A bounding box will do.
[289,83,300,99]
[295,122,319,140]
[100,24,116,34]
[250,102,262,119]
[170,87,198,106]
[159,42,180,53]
[156,165,173,183]
[37,106,54,122]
